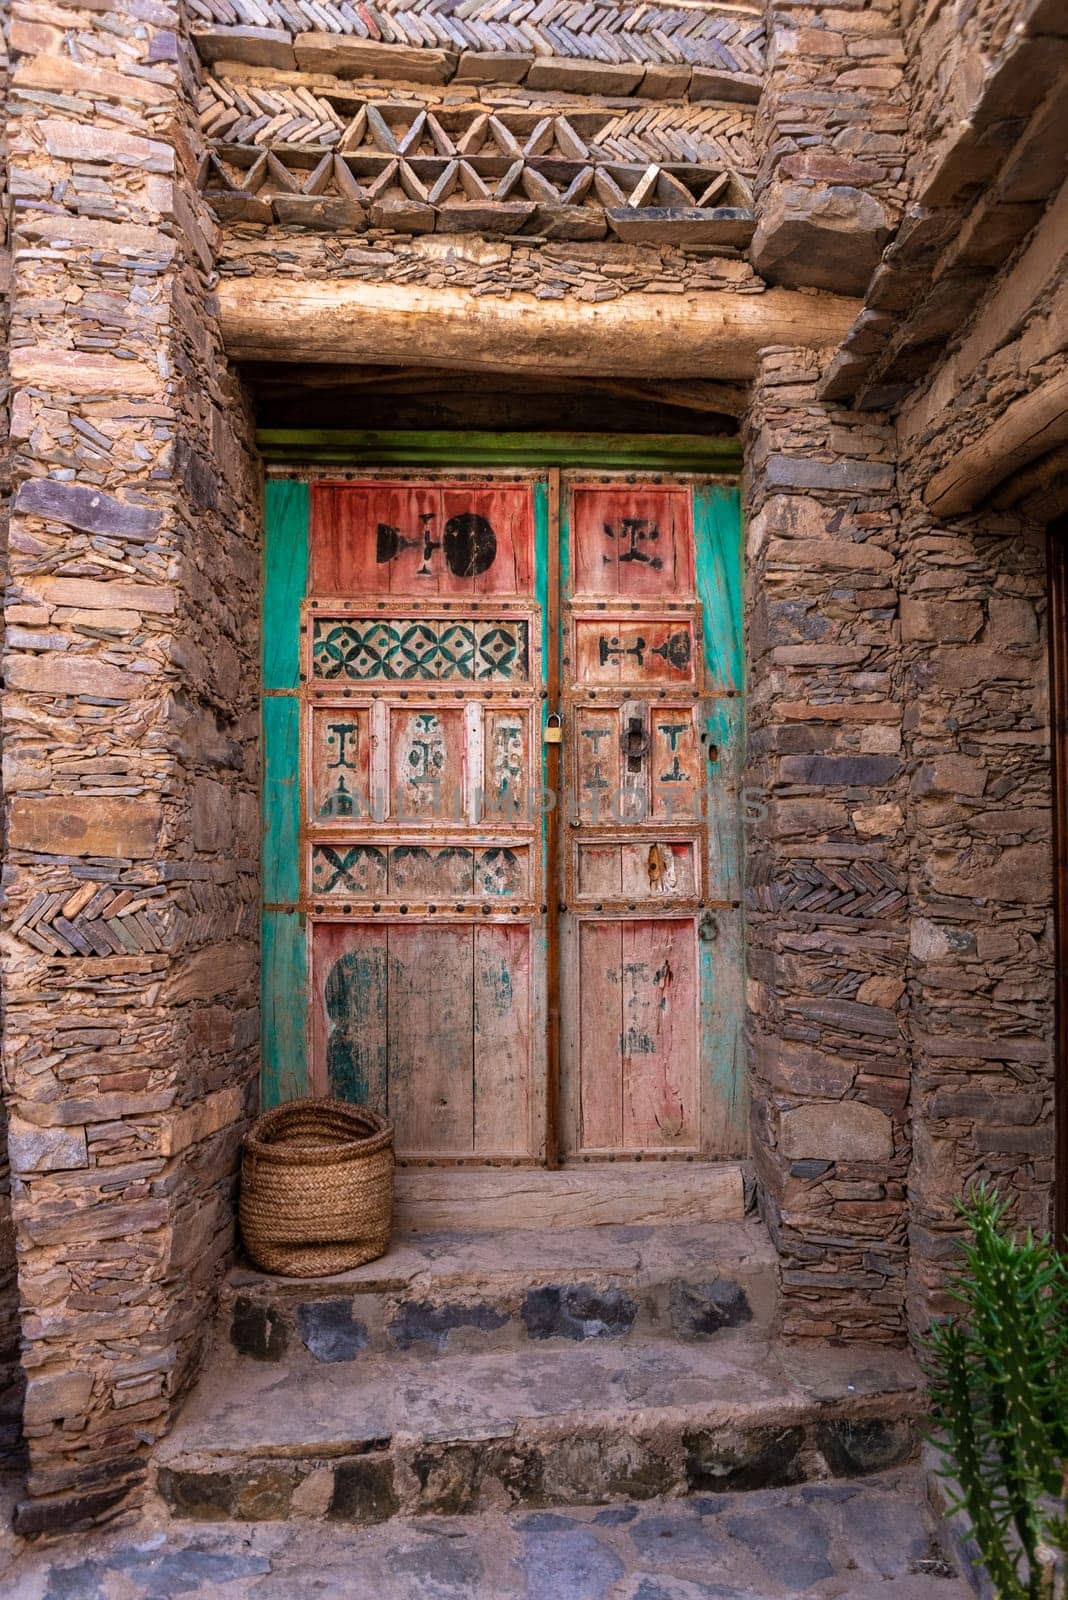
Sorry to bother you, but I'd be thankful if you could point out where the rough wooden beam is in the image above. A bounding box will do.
[218,278,859,380]
[924,368,1068,516]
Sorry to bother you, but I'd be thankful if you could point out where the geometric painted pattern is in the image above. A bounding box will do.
[310,842,527,897]
[312,617,529,681]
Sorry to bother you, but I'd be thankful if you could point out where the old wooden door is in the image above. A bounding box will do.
[261,467,744,1165]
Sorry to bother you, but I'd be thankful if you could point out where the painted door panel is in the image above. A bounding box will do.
[559,476,743,1159]
[261,468,744,1165]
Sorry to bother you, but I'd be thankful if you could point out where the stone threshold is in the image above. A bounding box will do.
[155,1331,924,1525]
[222,1219,779,1362]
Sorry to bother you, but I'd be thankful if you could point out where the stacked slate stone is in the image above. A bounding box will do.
[4,0,261,1534]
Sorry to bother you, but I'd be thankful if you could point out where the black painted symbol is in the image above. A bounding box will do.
[326,721,359,769]
[320,773,356,817]
[602,517,662,570]
[444,512,497,577]
[376,511,497,578]
[652,631,692,672]
[599,634,647,668]
[658,721,688,784]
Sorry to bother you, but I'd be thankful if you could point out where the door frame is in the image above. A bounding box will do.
[259,429,744,1168]
[1049,517,1068,1246]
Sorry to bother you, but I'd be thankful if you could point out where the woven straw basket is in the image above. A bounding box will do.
[240,1098,394,1277]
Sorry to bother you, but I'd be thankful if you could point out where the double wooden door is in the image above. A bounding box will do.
[262,466,744,1164]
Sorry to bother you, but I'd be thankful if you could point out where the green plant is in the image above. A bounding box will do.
[926,1186,1068,1599]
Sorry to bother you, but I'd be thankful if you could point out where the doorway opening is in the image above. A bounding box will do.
[258,428,745,1191]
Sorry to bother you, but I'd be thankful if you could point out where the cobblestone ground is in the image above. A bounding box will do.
[0,1467,974,1599]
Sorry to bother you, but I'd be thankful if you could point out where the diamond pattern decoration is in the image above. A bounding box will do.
[311,617,529,681]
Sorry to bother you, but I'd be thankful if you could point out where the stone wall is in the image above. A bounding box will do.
[0,0,22,1468]
[743,346,909,1341]
[751,0,908,295]
[893,174,1058,1334]
[3,0,260,1531]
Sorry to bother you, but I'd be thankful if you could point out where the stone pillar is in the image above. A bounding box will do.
[898,472,1054,1334]
[3,4,260,1530]
[0,6,22,1464]
[751,0,907,296]
[744,347,909,1341]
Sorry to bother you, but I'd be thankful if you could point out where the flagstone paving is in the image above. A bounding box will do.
[0,1467,974,1599]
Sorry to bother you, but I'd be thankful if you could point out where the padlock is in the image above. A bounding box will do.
[543,712,563,745]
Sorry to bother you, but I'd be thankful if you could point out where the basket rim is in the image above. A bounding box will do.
[245,1096,394,1166]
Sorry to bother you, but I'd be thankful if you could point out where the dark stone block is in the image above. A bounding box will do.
[297,1300,369,1362]
[231,1296,288,1361]
[328,1455,399,1524]
[388,1299,510,1352]
[521,1285,637,1341]
[815,1417,916,1476]
[669,1279,752,1339]
[779,754,901,787]
[411,1440,543,1515]
[629,1508,728,1563]
[391,1541,485,1593]
[14,479,161,541]
[684,1426,805,1492]
[15,1480,137,1535]
[790,1160,834,1178]
[156,1468,236,1521]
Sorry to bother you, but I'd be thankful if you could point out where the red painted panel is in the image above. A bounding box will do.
[309,706,372,823]
[574,618,696,687]
[440,485,534,596]
[474,923,531,1153]
[311,483,534,597]
[571,487,693,598]
[389,706,466,822]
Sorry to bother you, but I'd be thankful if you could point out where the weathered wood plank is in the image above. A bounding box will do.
[394,1161,747,1230]
[263,479,308,690]
[578,920,623,1151]
[473,923,531,1155]
[262,695,301,905]
[388,924,474,1156]
[261,911,308,1108]
[311,922,388,1112]
[622,918,698,1150]
[222,279,862,380]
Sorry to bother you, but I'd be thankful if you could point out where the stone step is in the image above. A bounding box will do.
[221,1220,779,1363]
[155,1332,924,1526]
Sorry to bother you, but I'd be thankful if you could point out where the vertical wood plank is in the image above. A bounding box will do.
[474,923,531,1154]
[264,479,309,690]
[261,910,308,1108]
[311,922,389,1111]
[700,908,748,1156]
[694,483,743,692]
[388,924,475,1155]
[263,695,301,904]
[578,920,623,1150]
[622,918,697,1149]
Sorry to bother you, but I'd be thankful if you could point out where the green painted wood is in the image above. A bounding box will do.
[700,911,748,1156]
[263,478,309,691]
[262,695,301,905]
[693,481,746,1153]
[261,910,308,1107]
[694,483,743,692]
[259,429,741,473]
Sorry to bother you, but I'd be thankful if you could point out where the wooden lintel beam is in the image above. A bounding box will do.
[218,278,860,381]
[924,368,1068,517]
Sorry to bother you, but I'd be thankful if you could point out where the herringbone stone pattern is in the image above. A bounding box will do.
[189,0,766,74]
